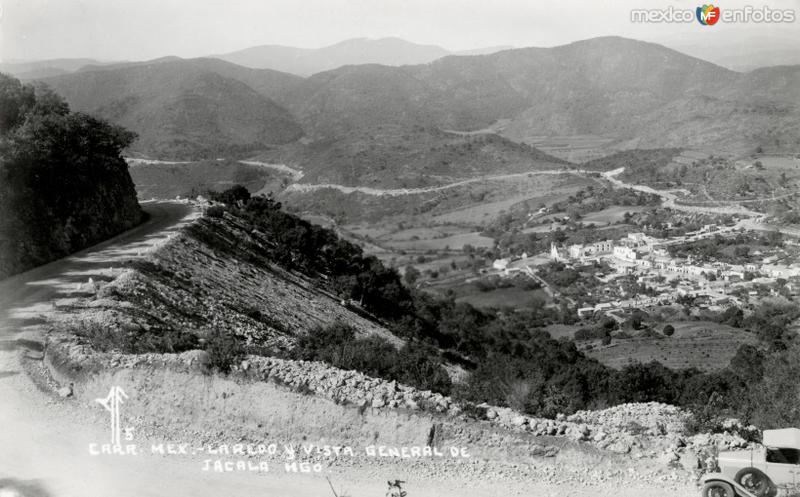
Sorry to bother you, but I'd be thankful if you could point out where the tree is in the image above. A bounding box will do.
[0,74,141,278]
[0,73,35,133]
[211,185,250,205]
[403,265,420,286]
[29,84,69,117]
[730,344,764,384]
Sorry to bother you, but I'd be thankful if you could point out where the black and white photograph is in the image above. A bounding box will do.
[1,1,800,496]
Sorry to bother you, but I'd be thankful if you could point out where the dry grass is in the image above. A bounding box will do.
[583,321,756,372]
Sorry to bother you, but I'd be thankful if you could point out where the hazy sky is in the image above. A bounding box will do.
[1,0,799,61]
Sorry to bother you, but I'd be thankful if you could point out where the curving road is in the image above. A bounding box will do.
[0,201,698,497]
[0,202,195,311]
[285,169,587,197]
[0,202,335,497]
[0,201,502,497]
[602,168,800,238]
[601,168,760,217]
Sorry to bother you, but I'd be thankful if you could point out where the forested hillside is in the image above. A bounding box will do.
[0,73,143,278]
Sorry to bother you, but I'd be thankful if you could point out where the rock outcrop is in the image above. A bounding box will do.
[0,73,143,279]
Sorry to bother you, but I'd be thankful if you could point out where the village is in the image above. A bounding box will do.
[488,222,800,320]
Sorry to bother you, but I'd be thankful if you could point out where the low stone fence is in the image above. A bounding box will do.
[44,332,753,472]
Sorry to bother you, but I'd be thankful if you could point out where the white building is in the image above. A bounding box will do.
[492,258,510,270]
[763,264,800,279]
[550,243,568,262]
[613,245,638,261]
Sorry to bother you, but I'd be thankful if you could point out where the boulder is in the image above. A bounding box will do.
[57,384,73,398]
[511,415,528,427]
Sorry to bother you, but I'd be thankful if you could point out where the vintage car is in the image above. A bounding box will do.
[701,428,800,497]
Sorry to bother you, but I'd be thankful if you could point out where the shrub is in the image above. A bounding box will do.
[72,320,199,354]
[206,205,225,218]
[289,322,452,395]
[460,403,488,420]
[203,329,245,374]
[210,185,251,205]
[574,327,609,341]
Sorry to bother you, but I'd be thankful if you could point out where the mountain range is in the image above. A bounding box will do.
[28,36,800,182]
[1,38,510,81]
[215,37,513,76]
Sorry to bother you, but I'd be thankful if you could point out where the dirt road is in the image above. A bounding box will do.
[0,201,697,497]
[0,201,349,497]
[0,201,487,497]
[285,169,587,196]
[602,168,800,238]
[601,168,761,217]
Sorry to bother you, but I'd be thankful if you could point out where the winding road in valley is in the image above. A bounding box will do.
[601,168,800,237]
[600,168,761,217]
[285,169,589,196]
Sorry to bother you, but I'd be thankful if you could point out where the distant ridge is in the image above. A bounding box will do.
[0,58,109,79]
[215,37,511,75]
[34,36,800,165]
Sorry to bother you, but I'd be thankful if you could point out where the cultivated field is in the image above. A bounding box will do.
[453,286,550,310]
[382,231,494,251]
[503,134,621,163]
[582,321,757,372]
[580,206,651,226]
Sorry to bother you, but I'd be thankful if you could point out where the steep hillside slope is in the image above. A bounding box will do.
[76,209,395,353]
[40,60,303,158]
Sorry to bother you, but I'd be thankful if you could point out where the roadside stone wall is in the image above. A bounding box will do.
[45,332,753,475]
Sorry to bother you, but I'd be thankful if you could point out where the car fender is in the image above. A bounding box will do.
[702,473,758,497]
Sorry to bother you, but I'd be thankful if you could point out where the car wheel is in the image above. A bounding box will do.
[735,467,776,497]
[702,481,735,497]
